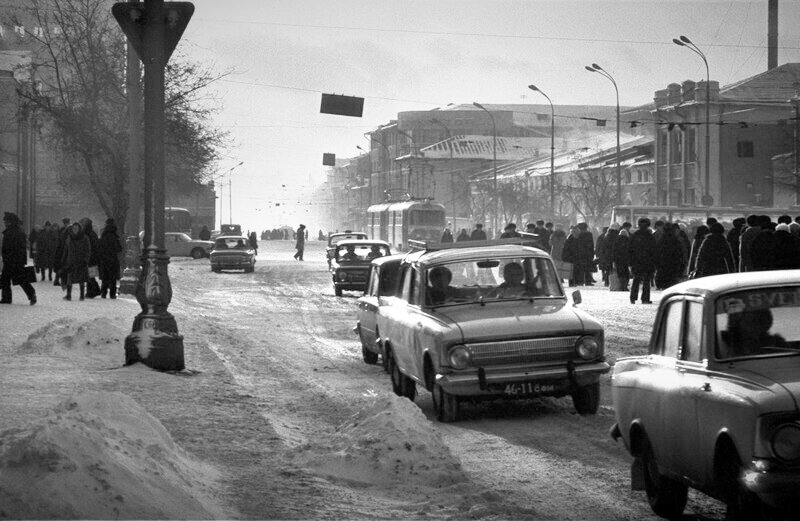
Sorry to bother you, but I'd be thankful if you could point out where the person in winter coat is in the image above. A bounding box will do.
[80,218,100,298]
[595,226,612,286]
[293,224,306,260]
[693,222,735,278]
[628,218,657,304]
[62,222,91,301]
[750,219,777,271]
[500,223,521,238]
[611,228,631,291]
[248,231,258,255]
[38,222,59,282]
[687,225,709,278]
[738,214,761,272]
[441,227,454,243]
[1,212,36,305]
[97,221,122,299]
[455,228,469,242]
[726,217,746,270]
[575,223,595,286]
[654,222,687,290]
[53,218,71,286]
[470,223,487,241]
[561,226,581,286]
[772,223,800,270]
[199,225,211,241]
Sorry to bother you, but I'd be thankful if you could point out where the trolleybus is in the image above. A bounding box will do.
[367,199,446,251]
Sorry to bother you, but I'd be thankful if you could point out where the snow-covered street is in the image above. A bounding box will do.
[0,240,728,520]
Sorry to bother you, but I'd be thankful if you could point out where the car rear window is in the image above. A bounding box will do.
[715,286,800,359]
[215,238,249,250]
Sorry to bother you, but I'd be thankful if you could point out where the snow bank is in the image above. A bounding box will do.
[18,317,125,366]
[295,393,466,488]
[0,390,226,520]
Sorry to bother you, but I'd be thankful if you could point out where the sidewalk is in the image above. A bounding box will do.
[0,279,256,519]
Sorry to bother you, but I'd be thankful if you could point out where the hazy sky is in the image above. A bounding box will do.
[177,0,800,232]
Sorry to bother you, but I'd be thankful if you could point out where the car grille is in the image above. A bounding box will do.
[464,336,579,366]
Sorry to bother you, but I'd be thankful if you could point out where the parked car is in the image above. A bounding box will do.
[330,239,391,296]
[326,230,368,267]
[138,231,213,259]
[354,254,404,370]
[610,270,800,520]
[209,235,256,273]
[376,241,608,422]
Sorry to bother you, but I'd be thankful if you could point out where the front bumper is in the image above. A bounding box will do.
[743,466,800,512]
[436,361,610,397]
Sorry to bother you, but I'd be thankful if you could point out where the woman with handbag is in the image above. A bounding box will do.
[1,212,37,305]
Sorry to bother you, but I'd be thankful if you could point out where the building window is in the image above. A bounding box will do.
[624,170,632,184]
[737,140,754,158]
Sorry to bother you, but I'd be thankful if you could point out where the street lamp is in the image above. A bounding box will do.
[473,102,497,237]
[673,35,712,205]
[584,64,621,206]
[527,85,555,217]
[431,117,456,228]
[227,161,243,224]
[791,93,800,206]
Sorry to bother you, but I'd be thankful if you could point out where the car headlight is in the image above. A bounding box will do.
[449,346,470,369]
[576,336,600,360]
[338,272,348,282]
[771,422,800,462]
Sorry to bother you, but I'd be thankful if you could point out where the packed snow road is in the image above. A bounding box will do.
[164,239,726,520]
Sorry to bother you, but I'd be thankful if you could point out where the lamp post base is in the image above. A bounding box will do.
[124,313,185,370]
[124,248,185,371]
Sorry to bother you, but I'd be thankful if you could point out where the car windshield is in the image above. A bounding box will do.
[715,286,800,359]
[214,237,249,250]
[337,243,389,261]
[424,256,563,306]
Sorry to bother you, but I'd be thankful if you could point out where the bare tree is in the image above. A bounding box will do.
[557,164,617,227]
[7,0,227,233]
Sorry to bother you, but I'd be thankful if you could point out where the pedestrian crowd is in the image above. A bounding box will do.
[1,212,123,305]
[443,213,800,305]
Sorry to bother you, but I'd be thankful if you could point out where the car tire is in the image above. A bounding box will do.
[432,382,459,422]
[571,382,600,415]
[334,286,343,297]
[191,248,205,259]
[390,355,415,401]
[211,267,220,273]
[642,439,688,519]
[359,329,378,365]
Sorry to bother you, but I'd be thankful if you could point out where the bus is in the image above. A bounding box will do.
[367,199,447,251]
[610,205,796,228]
[165,207,193,235]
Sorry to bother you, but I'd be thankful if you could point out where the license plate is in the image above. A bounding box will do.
[504,381,557,396]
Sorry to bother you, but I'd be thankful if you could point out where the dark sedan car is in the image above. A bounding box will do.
[330,239,391,296]
[210,235,256,273]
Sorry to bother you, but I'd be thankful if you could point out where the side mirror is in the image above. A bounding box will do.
[571,290,582,306]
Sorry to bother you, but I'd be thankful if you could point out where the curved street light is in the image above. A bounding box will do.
[673,35,712,205]
[528,85,555,217]
[585,63,621,206]
[473,101,497,237]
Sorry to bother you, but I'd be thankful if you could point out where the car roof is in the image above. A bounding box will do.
[662,269,800,299]
[336,239,390,248]
[215,235,248,241]
[404,242,550,267]
[370,253,405,266]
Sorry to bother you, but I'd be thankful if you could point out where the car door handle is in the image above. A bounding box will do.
[700,382,711,392]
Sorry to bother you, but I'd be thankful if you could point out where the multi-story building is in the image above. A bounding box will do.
[651,63,800,208]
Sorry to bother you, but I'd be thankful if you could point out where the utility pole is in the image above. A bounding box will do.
[114,0,194,371]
